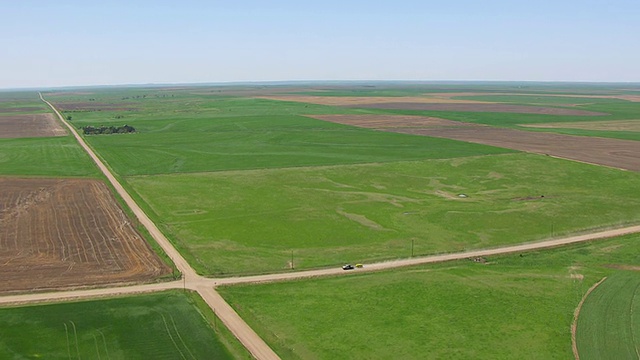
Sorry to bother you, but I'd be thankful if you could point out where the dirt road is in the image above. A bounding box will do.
[39,93,280,360]
[2,95,638,360]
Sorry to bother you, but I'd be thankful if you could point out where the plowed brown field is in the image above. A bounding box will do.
[256,95,484,106]
[308,114,640,171]
[0,178,170,293]
[0,113,67,138]
[0,107,43,113]
[344,102,607,116]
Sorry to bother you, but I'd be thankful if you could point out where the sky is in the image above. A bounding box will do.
[2,0,639,89]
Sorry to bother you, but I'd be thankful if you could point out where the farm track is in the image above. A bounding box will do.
[0,94,638,359]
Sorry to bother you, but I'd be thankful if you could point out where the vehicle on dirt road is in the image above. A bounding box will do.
[342,264,354,270]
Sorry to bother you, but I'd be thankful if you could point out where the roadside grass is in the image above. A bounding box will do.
[0,291,251,360]
[576,271,640,359]
[218,234,640,359]
[126,153,640,276]
[0,136,99,177]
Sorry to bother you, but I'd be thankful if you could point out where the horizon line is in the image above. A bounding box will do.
[3,79,640,92]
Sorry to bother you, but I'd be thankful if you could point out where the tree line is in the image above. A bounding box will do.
[82,125,136,135]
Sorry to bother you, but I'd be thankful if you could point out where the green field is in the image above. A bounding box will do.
[218,234,640,359]
[0,136,99,177]
[44,84,640,277]
[0,291,251,360]
[576,271,640,359]
[1,83,638,359]
[48,96,511,176]
[0,91,49,113]
[127,153,640,276]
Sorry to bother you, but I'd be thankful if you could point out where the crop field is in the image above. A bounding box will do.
[40,85,640,277]
[218,234,640,359]
[0,135,100,177]
[0,91,49,113]
[36,84,640,357]
[309,114,640,171]
[44,95,511,176]
[576,271,640,359]
[0,291,250,359]
[128,153,640,275]
[0,113,67,138]
[0,177,171,293]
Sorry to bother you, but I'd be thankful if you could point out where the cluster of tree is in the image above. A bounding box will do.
[121,95,147,100]
[82,124,136,135]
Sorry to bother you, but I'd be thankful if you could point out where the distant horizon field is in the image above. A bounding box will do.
[0,291,250,359]
[218,234,640,359]
[50,96,512,176]
[127,153,640,276]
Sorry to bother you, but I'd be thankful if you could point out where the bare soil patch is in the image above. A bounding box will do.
[522,120,640,132]
[0,107,44,113]
[257,95,484,106]
[0,178,170,293]
[307,114,640,171]
[429,92,640,103]
[344,102,607,116]
[54,102,136,111]
[603,264,640,271]
[0,113,67,138]
[310,114,471,129]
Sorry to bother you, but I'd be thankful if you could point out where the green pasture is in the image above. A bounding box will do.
[0,136,99,177]
[576,271,640,359]
[218,234,640,359]
[0,91,48,113]
[0,291,250,360]
[50,96,510,176]
[126,153,640,276]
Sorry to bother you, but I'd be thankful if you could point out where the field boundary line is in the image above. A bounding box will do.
[572,276,607,360]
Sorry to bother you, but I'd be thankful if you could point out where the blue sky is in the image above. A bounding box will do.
[2,1,639,88]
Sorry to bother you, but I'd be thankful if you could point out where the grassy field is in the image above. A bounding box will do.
[218,234,640,359]
[576,271,640,359]
[0,91,49,113]
[127,153,640,276]
[0,136,99,177]
[0,291,251,360]
[48,96,511,176]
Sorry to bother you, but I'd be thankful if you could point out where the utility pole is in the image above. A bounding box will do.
[291,250,294,270]
[411,239,414,257]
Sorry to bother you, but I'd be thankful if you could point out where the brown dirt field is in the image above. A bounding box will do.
[0,178,171,293]
[307,114,640,171]
[0,107,44,113]
[310,114,471,129]
[429,92,640,103]
[344,102,607,116]
[522,120,640,132]
[0,113,67,138]
[257,95,485,106]
[54,102,136,111]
